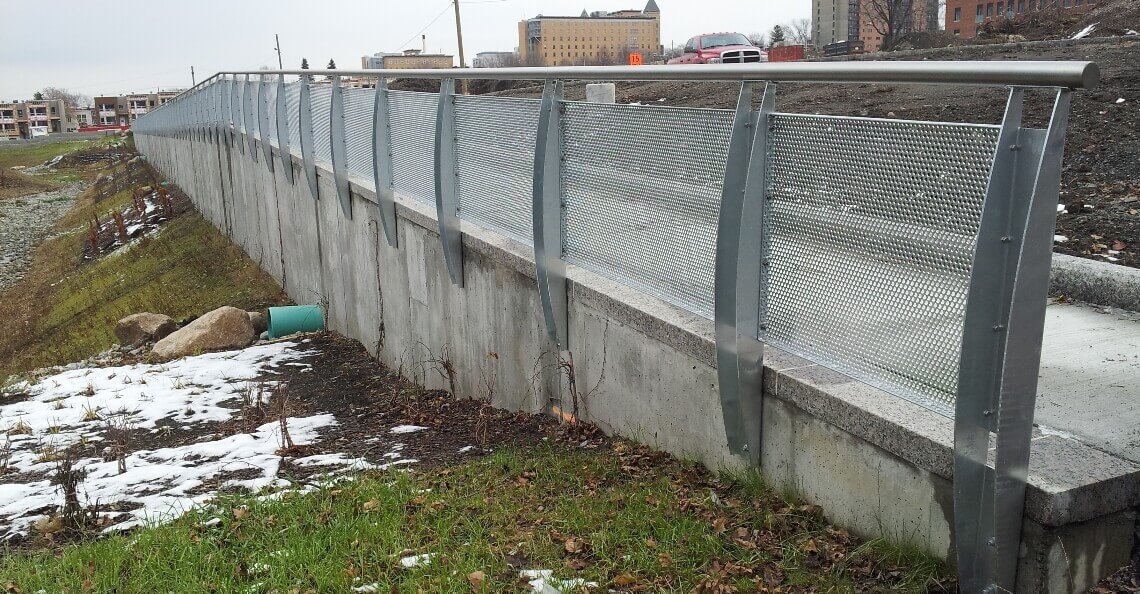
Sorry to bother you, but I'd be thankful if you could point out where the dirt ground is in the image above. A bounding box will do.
[472,39,1139,270]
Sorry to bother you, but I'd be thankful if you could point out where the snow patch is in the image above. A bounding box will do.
[399,553,436,568]
[389,425,428,434]
[520,569,598,593]
[1053,235,1069,243]
[1071,23,1096,39]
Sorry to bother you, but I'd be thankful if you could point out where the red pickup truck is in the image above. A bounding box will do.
[667,32,768,64]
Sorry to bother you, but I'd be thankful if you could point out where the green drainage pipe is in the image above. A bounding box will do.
[267,305,325,339]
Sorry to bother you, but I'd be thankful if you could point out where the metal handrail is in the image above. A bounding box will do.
[165,60,1097,103]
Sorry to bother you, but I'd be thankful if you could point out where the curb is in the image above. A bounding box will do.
[1050,253,1140,312]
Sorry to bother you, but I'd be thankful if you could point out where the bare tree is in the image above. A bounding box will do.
[859,0,940,51]
[746,32,768,47]
[787,18,813,46]
[39,87,91,108]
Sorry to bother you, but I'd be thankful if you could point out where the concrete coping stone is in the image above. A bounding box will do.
[292,146,1140,527]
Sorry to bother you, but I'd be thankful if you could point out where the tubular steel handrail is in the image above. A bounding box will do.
[131,62,1094,593]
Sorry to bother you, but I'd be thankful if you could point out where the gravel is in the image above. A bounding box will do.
[0,182,85,292]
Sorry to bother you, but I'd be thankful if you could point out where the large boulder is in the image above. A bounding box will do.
[114,313,178,346]
[152,306,256,359]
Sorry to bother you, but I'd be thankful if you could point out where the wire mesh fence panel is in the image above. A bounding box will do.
[762,114,1001,416]
[264,77,278,146]
[389,90,438,206]
[454,95,541,246]
[310,85,333,165]
[285,82,301,150]
[560,102,734,319]
[344,87,376,180]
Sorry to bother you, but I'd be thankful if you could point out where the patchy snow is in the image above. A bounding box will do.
[1071,23,1096,39]
[1117,98,1126,104]
[399,553,436,568]
[520,569,598,593]
[1056,204,1067,214]
[389,424,428,434]
[352,584,380,593]
[0,342,390,541]
[458,445,475,453]
[1053,235,1069,243]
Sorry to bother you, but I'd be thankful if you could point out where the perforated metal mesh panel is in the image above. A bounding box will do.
[561,102,734,318]
[344,87,376,180]
[310,85,333,165]
[389,90,438,205]
[285,83,301,150]
[264,78,278,146]
[454,95,541,245]
[762,114,1001,414]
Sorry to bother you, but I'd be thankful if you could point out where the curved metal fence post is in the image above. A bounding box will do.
[954,87,1072,593]
[532,80,567,347]
[434,78,463,287]
[230,75,243,154]
[276,76,293,183]
[244,74,258,163]
[298,74,319,200]
[226,76,237,150]
[713,81,773,464]
[373,77,398,248]
[258,74,274,171]
[330,75,352,217]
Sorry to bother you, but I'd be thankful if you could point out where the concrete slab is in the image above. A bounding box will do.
[1036,302,1140,464]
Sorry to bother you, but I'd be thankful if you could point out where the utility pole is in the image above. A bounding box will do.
[191,66,196,86]
[452,0,468,94]
[275,34,284,69]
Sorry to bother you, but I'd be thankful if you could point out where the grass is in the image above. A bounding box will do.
[0,145,289,378]
[0,444,951,593]
[0,139,94,170]
[0,167,58,201]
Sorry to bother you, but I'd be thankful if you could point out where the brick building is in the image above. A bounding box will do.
[946,0,1099,38]
[518,0,661,66]
[381,50,454,69]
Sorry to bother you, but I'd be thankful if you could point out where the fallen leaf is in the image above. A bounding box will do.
[564,537,587,553]
[644,537,657,548]
[614,573,637,586]
[232,507,250,520]
[1112,240,1126,251]
[363,498,380,511]
[712,517,728,533]
[657,552,673,566]
[467,570,485,589]
[5,583,22,594]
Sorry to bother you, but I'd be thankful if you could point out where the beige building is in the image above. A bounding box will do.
[812,0,939,52]
[382,50,454,69]
[0,99,68,139]
[813,0,856,48]
[518,0,661,67]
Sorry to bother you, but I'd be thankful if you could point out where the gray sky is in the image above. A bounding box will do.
[0,0,810,101]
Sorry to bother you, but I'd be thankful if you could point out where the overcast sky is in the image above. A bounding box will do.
[0,0,810,101]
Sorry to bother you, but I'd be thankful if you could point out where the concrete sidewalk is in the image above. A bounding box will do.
[1037,301,1140,464]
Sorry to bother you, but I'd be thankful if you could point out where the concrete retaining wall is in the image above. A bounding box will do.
[135,132,1138,593]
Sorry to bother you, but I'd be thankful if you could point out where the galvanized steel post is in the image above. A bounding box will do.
[275,76,293,183]
[713,81,774,465]
[954,87,1072,593]
[330,75,352,217]
[372,77,398,248]
[258,75,274,171]
[298,74,319,200]
[243,74,258,163]
[532,80,568,347]
[434,78,463,286]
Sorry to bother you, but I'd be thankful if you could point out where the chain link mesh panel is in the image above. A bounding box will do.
[762,114,1001,414]
[344,87,376,180]
[389,90,438,205]
[285,82,301,150]
[310,85,333,165]
[560,102,734,318]
[454,95,541,245]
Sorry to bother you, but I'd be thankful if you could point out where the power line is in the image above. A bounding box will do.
[395,2,454,51]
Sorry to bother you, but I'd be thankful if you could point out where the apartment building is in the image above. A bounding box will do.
[0,99,68,139]
[518,0,661,66]
[92,91,183,127]
[813,0,940,51]
[946,0,1098,38]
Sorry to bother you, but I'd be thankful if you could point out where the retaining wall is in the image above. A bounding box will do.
[135,132,1138,593]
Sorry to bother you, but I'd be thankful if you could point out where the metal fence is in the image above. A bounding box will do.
[131,60,1096,593]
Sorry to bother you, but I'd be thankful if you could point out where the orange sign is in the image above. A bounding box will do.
[628,53,643,66]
